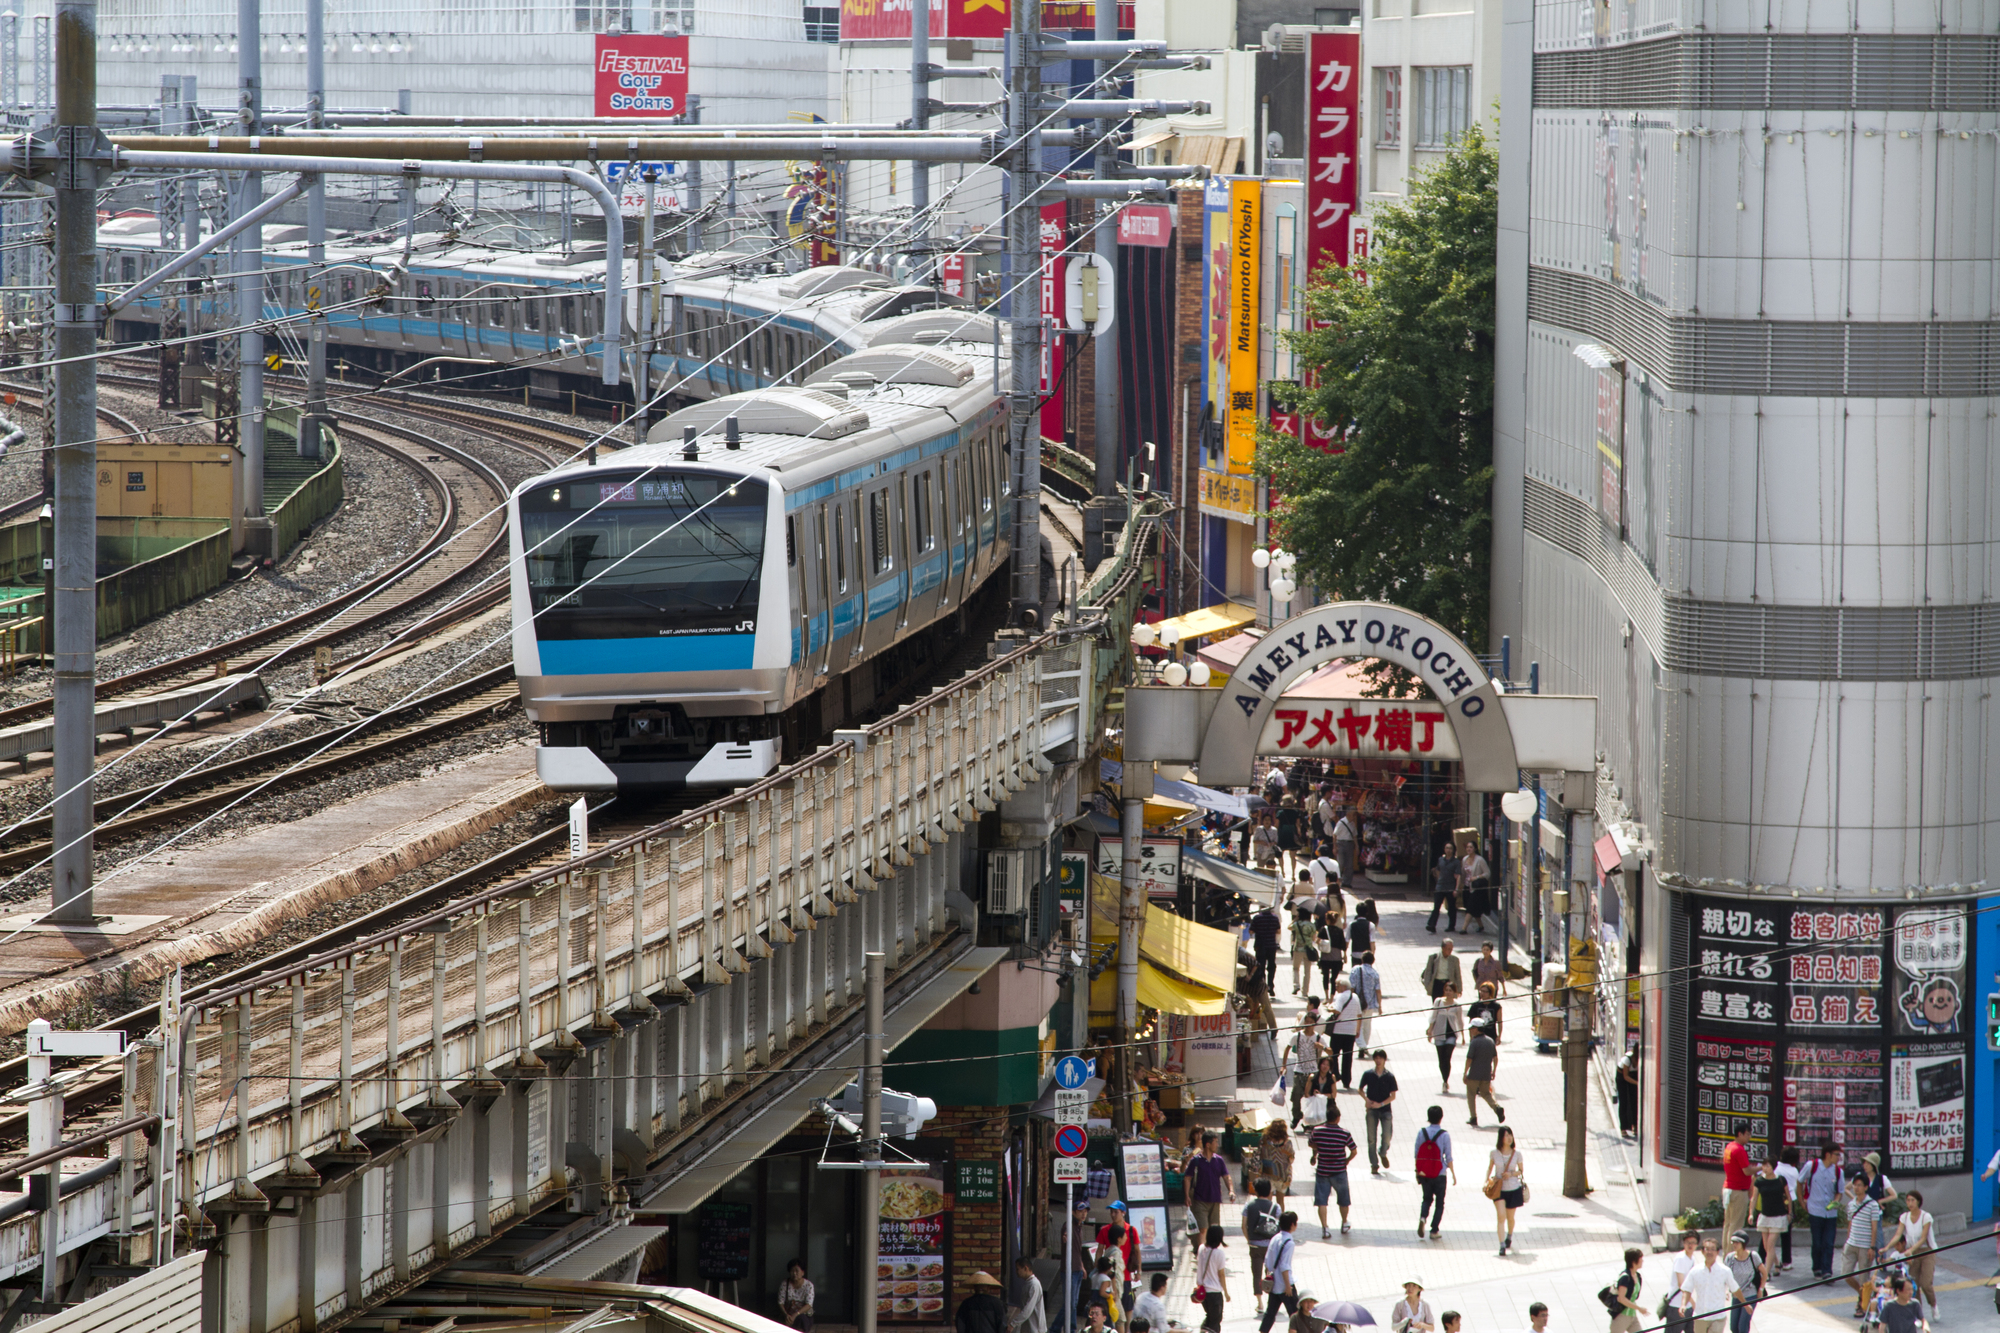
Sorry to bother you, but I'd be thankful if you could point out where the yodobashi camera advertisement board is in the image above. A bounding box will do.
[595,35,689,117]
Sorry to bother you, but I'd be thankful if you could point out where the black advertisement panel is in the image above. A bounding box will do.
[1669,892,1973,1176]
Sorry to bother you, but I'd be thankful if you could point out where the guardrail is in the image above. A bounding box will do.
[3,502,1163,1325]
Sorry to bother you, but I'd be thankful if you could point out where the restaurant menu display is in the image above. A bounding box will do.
[696,1200,752,1281]
[876,1168,949,1322]
[1120,1141,1166,1202]
[1675,893,1972,1175]
[1127,1203,1174,1269]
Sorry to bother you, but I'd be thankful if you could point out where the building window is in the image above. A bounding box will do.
[1375,67,1402,146]
[1413,66,1470,148]
[1313,7,1358,22]
[656,0,694,33]
[804,4,838,41]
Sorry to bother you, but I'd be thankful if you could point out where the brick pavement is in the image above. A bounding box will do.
[1145,894,2000,1332]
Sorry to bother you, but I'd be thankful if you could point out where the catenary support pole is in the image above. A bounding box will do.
[910,0,929,281]
[633,165,655,447]
[1092,0,1121,514]
[46,0,98,923]
[859,951,885,1333]
[1562,811,1590,1197]
[1006,0,1044,624]
[236,0,267,549]
[684,95,701,254]
[302,0,326,458]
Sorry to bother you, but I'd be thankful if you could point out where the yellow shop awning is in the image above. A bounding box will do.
[1150,601,1258,644]
[1090,959,1230,1016]
[1142,903,1237,994]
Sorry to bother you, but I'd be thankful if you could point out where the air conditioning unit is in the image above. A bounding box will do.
[985,849,1033,915]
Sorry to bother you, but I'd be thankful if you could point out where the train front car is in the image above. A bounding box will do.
[511,457,790,791]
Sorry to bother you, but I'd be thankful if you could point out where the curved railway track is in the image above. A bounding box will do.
[0,401,541,729]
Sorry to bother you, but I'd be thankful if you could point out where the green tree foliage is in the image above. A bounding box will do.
[1262,123,1498,657]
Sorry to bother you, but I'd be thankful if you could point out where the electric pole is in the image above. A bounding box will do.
[46,0,101,923]
[1091,0,1121,534]
[236,0,267,550]
[909,0,929,282]
[858,952,885,1333]
[302,0,326,458]
[1005,0,1045,626]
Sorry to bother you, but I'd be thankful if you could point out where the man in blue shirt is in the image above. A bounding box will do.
[1413,1104,1456,1240]
[1257,1212,1301,1333]
[1800,1144,1844,1278]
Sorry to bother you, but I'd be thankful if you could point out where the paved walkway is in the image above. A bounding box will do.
[1149,896,1998,1333]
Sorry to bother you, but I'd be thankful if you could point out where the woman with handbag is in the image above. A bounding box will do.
[1305,1056,1338,1122]
[1428,988,1466,1093]
[1485,1126,1528,1255]
[1459,839,1494,933]
[1194,1225,1231,1333]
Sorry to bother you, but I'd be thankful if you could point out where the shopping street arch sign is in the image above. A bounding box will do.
[1122,601,1593,795]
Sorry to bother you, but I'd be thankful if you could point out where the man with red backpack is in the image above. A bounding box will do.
[1414,1104,1456,1239]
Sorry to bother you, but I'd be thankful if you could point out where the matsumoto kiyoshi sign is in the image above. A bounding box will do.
[1198,602,1518,791]
[594,35,689,117]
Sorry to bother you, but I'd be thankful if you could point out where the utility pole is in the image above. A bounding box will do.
[1113,765,1148,1134]
[301,0,326,459]
[1562,810,1591,1198]
[858,952,885,1333]
[909,0,928,282]
[684,95,701,254]
[1005,0,1045,626]
[633,163,655,446]
[46,0,101,923]
[236,0,268,552]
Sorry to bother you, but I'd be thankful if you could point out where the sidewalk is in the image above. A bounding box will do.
[1152,895,1999,1332]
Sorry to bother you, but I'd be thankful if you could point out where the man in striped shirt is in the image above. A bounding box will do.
[1307,1106,1360,1237]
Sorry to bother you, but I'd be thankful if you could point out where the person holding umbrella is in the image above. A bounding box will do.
[1314,1299,1378,1332]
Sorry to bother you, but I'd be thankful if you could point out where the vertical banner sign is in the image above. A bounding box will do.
[1040,202,1067,441]
[877,1166,950,1321]
[940,254,967,300]
[1305,32,1359,275]
[1201,178,1231,452]
[1596,364,1625,533]
[593,35,689,117]
[1224,180,1261,473]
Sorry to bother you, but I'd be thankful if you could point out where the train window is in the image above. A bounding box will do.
[559,296,576,333]
[339,274,356,305]
[523,296,540,331]
[121,256,137,283]
[833,505,848,591]
[416,278,434,301]
[870,489,891,575]
[488,289,507,326]
[785,516,797,567]
[913,472,935,553]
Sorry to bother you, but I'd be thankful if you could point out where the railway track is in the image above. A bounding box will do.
[0,403,529,729]
[0,664,520,873]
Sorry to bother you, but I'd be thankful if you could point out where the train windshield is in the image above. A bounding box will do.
[519,472,767,639]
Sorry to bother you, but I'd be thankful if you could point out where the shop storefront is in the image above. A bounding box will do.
[1660,889,1983,1216]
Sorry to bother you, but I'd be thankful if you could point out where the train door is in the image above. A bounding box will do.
[815,504,836,677]
[788,513,807,688]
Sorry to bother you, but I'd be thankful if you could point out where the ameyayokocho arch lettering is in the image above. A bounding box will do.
[1196,601,1521,791]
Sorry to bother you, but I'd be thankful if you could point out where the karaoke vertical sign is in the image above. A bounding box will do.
[1305,31,1360,277]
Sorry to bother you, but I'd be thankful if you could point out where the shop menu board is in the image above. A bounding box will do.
[1120,1142,1166,1202]
[1675,894,1972,1175]
[696,1200,753,1281]
[1126,1203,1173,1270]
[876,1168,949,1322]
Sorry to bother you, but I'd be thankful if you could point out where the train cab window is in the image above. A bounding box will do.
[913,472,935,553]
[870,489,892,575]
[833,505,848,592]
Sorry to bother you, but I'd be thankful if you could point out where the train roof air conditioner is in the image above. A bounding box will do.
[650,388,871,443]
